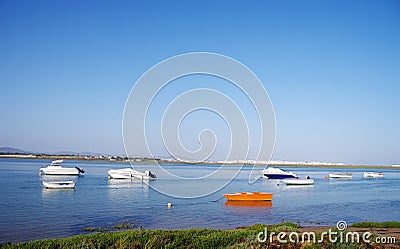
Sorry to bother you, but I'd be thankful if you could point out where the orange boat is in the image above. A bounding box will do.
[222,192,273,201]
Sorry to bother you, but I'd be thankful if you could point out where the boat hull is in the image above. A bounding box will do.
[261,167,298,179]
[223,192,273,201]
[329,173,353,179]
[40,167,80,175]
[108,168,155,180]
[108,173,151,180]
[363,172,384,178]
[42,181,75,189]
[283,179,314,185]
[263,174,297,179]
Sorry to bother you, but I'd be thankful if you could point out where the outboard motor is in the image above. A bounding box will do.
[145,170,156,178]
[148,171,156,178]
[75,167,85,174]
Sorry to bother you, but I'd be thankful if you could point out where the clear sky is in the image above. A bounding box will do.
[0,0,399,165]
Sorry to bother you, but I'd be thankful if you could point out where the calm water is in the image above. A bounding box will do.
[0,158,399,243]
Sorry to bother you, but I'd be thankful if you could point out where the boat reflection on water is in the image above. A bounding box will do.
[224,200,273,208]
[41,187,75,200]
[107,179,150,202]
[40,175,79,181]
[42,181,75,189]
[107,179,150,189]
[282,184,314,190]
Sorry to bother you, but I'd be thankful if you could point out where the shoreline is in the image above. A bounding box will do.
[2,222,399,248]
[0,154,398,169]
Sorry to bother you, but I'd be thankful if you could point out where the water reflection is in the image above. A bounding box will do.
[106,178,150,204]
[107,179,150,190]
[41,188,75,199]
[282,185,314,190]
[39,175,79,181]
[224,200,273,208]
[260,179,283,191]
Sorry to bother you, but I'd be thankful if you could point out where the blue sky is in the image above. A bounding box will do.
[0,0,399,165]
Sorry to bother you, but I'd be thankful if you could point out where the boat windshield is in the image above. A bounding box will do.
[50,160,63,166]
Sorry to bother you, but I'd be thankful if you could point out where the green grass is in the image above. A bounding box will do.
[2,222,398,249]
[351,221,400,228]
[0,223,299,249]
[1,229,253,249]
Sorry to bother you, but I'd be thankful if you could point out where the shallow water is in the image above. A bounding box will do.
[0,158,399,243]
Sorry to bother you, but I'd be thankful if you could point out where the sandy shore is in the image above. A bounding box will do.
[298,226,400,240]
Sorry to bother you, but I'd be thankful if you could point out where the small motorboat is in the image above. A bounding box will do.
[283,178,314,185]
[39,160,85,176]
[42,180,75,189]
[261,167,297,179]
[222,192,273,201]
[107,168,156,180]
[329,173,353,179]
[363,172,384,178]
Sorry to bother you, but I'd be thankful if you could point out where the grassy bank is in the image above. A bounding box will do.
[352,221,400,228]
[2,222,399,249]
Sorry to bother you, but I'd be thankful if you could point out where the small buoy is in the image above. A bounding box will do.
[325,176,329,179]
[167,202,172,208]
[107,175,111,179]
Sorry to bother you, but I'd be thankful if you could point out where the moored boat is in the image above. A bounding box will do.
[39,160,85,176]
[42,180,75,189]
[328,173,353,179]
[222,192,273,201]
[261,167,297,179]
[283,178,314,185]
[107,168,156,180]
[363,172,384,178]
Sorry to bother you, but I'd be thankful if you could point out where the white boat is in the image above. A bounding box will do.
[283,178,314,185]
[107,168,156,180]
[261,167,298,179]
[39,160,85,176]
[363,172,384,178]
[42,180,75,189]
[329,173,353,179]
